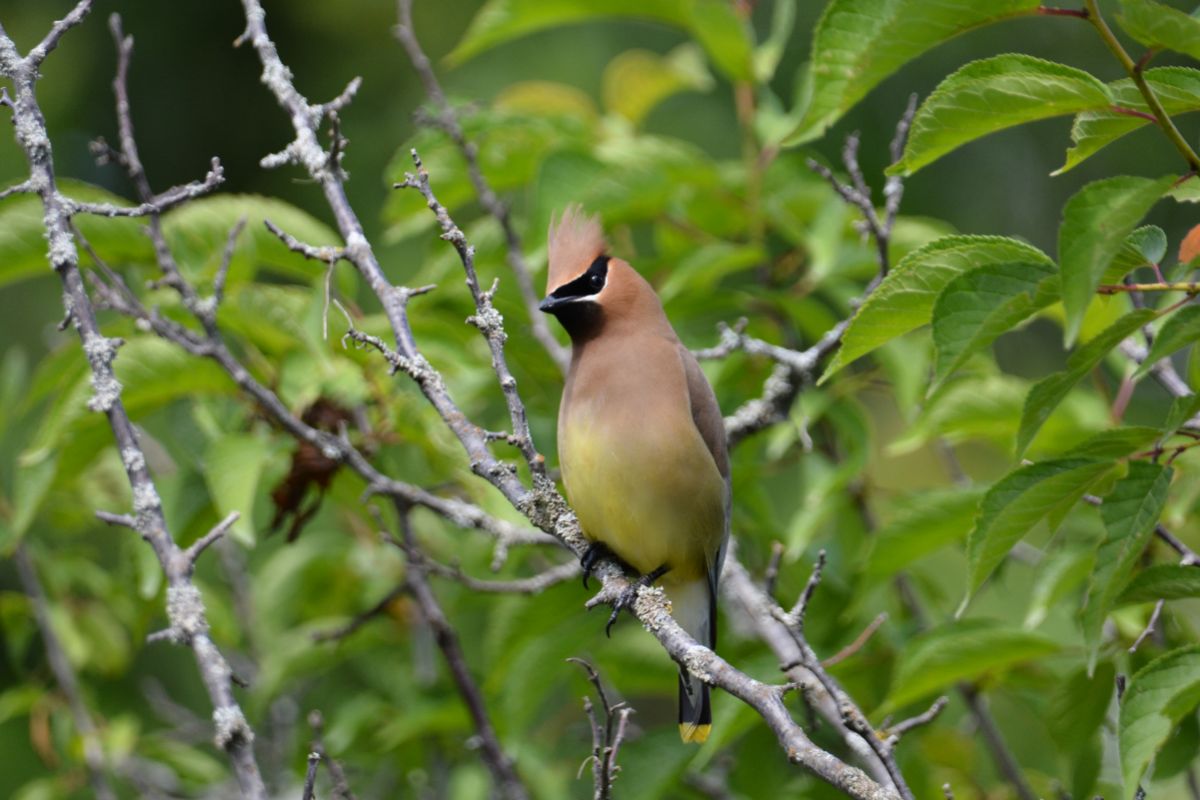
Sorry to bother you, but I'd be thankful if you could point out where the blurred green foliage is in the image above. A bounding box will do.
[3,0,1200,799]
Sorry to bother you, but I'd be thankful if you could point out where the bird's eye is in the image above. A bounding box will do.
[589,272,604,290]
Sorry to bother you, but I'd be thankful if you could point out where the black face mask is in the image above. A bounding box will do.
[539,255,609,313]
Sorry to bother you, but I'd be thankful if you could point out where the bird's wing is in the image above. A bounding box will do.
[677,345,729,482]
[678,344,731,649]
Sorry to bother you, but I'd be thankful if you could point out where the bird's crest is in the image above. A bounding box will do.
[547,205,606,294]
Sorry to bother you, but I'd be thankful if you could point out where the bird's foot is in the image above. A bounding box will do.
[580,541,617,590]
[604,564,669,638]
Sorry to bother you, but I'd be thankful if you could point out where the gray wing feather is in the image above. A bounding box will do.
[678,345,731,648]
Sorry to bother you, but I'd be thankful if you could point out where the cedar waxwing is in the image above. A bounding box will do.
[540,207,730,744]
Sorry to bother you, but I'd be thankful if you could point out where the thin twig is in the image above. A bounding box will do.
[233,4,908,795]
[789,549,827,628]
[393,0,569,374]
[312,584,408,643]
[1129,599,1165,653]
[822,613,887,668]
[568,658,633,800]
[763,541,785,599]
[15,545,116,800]
[393,502,530,800]
[959,685,1037,800]
[1083,0,1200,171]
[183,511,240,567]
[885,696,948,744]
[0,12,265,796]
[307,710,357,800]
[301,752,321,800]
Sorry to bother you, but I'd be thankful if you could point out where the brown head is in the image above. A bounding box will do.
[539,206,671,342]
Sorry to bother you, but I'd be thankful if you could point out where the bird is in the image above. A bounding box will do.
[539,206,730,744]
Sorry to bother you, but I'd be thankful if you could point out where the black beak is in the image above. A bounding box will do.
[538,294,571,313]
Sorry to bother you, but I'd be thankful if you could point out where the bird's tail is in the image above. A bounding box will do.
[668,578,715,744]
[678,672,711,743]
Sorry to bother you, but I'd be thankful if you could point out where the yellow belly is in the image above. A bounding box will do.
[561,410,725,583]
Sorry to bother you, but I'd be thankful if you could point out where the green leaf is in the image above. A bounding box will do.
[685,0,754,81]
[1017,309,1159,455]
[1049,663,1117,752]
[602,45,712,126]
[1024,544,1096,629]
[822,235,1052,381]
[1163,393,1200,435]
[1082,462,1173,671]
[1064,426,1162,459]
[883,619,1059,712]
[1107,225,1169,283]
[1135,305,1200,379]
[1059,68,1200,175]
[753,0,795,83]
[9,454,57,544]
[890,55,1110,176]
[864,488,985,580]
[1117,0,1200,60]
[1117,564,1200,606]
[1059,176,1173,345]
[965,458,1117,603]
[786,0,1042,146]
[931,260,1059,387]
[448,0,753,81]
[1120,645,1200,798]
[0,182,149,290]
[202,432,273,546]
[162,195,342,288]
[0,347,28,437]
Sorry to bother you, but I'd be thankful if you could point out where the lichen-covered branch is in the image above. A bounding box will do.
[0,8,265,797]
[568,658,635,800]
[394,0,569,374]
[226,5,910,796]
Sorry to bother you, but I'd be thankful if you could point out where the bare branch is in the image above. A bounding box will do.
[394,149,546,475]
[264,218,347,263]
[25,0,92,68]
[568,658,634,800]
[0,15,267,796]
[394,0,569,374]
[183,511,240,567]
[393,502,530,800]
[96,510,138,529]
[959,685,1036,800]
[312,584,407,643]
[411,552,580,594]
[307,710,357,800]
[885,696,948,744]
[721,552,901,792]
[301,752,321,800]
[1129,598,1165,653]
[213,217,247,310]
[234,5,905,796]
[822,613,887,668]
[64,159,224,217]
[789,549,827,626]
[763,540,785,599]
[884,94,919,231]
[0,179,34,200]
[15,545,116,800]
[1156,524,1200,565]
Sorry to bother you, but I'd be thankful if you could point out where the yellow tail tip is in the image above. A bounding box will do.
[679,723,711,744]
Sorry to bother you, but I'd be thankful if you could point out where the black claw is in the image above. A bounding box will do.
[605,605,622,638]
[580,542,611,590]
[603,564,670,637]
